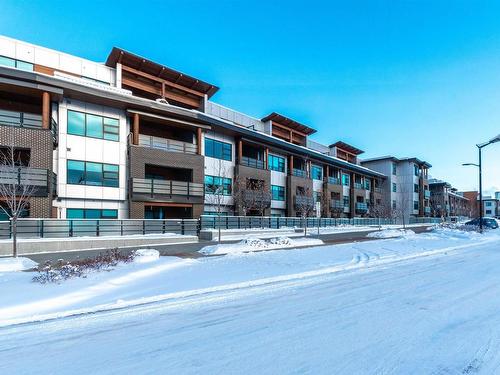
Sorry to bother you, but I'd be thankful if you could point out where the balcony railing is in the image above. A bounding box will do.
[0,109,58,144]
[355,202,368,212]
[0,166,51,196]
[424,190,431,198]
[292,168,308,178]
[138,134,197,154]
[328,176,340,185]
[374,187,383,194]
[294,195,314,207]
[240,156,265,170]
[243,190,271,205]
[131,178,204,198]
[330,200,342,209]
[354,182,364,189]
[424,206,431,213]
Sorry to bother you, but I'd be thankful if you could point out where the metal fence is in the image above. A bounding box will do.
[0,219,199,239]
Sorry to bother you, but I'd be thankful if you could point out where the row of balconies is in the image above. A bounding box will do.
[0,165,55,197]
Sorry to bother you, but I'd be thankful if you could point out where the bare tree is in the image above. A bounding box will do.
[204,159,232,243]
[233,177,270,218]
[393,182,412,229]
[369,199,391,230]
[0,144,37,257]
[295,187,315,236]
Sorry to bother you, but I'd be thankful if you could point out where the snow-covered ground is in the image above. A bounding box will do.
[0,227,499,374]
[199,236,324,255]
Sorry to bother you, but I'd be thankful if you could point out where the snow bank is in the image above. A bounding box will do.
[367,229,416,239]
[199,236,324,256]
[0,257,38,272]
[133,249,160,263]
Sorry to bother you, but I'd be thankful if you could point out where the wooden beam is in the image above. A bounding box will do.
[289,155,294,174]
[197,127,202,155]
[42,91,50,129]
[237,139,243,163]
[133,113,140,145]
[121,65,205,98]
[264,148,269,169]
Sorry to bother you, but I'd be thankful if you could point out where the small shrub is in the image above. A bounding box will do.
[32,249,134,284]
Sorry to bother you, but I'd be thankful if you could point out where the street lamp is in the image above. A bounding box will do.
[462,134,500,232]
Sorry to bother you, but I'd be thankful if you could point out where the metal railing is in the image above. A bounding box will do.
[374,187,383,194]
[424,190,431,198]
[328,176,340,185]
[240,156,265,170]
[330,200,342,209]
[424,206,431,213]
[292,168,308,178]
[0,109,58,144]
[0,166,51,196]
[138,134,197,154]
[294,195,315,207]
[0,218,199,239]
[244,190,271,204]
[354,182,364,189]
[131,178,204,197]
[355,202,368,212]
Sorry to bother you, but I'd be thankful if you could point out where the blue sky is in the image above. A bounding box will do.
[1,1,499,194]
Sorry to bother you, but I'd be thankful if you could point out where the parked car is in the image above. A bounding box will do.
[465,218,499,229]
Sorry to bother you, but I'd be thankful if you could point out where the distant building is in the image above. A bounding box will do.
[482,196,499,218]
[428,179,470,217]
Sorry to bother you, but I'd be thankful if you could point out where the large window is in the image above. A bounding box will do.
[204,138,232,161]
[271,185,285,201]
[0,55,33,71]
[67,110,119,141]
[343,196,350,207]
[392,183,397,192]
[311,165,323,180]
[67,160,119,187]
[392,163,397,175]
[204,175,232,195]
[414,201,419,210]
[414,164,420,176]
[67,208,118,219]
[268,154,285,172]
[414,183,419,193]
[342,173,350,186]
[364,179,371,190]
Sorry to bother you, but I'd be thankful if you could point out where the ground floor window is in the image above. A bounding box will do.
[66,208,118,219]
[145,205,192,219]
[0,202,30,221]
[203,211,229,216]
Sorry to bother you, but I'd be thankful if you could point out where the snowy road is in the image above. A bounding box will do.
[1,232,500,374]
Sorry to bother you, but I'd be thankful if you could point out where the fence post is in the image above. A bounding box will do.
[142,220,146,235]
[162,220,166,234]
[226,216,229,230]
[120,220,123,236]
[96,220,100,237]
[40,220,44,238]
[238,216,241,229]
[181,220,185,235]
[69,220,73,237]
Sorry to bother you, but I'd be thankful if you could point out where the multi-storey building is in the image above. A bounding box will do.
[428,179,471,217]
[0,35,391,219]
[482,196,499,218]
[361,156,432,218]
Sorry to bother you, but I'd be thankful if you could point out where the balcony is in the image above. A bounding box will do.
[0,109,58,145]
[294,195,314,207]
[0,166,52,196]
[131,178,203,201]
[240,156,265,170]
[330,200,342,209]
[138,134,197,154]
[374,187,383,194]
[354,182,364,189]
[424,190,431,198]
[328,176,340,185]
[243,190,271,205]
[424,206,431,214]
[292,168,308,178]
[355,202,368,213]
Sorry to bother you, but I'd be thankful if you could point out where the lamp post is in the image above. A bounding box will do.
[463,134,500,232]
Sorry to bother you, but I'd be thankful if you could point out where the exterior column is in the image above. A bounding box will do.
[264,148,269,169]
[237,139,243,164]
[289,155,294,175]
[197,128,202,155]
[116,63,122,89]
[42,92,50,129]
[133,113,140,145]
[350,172,355,218]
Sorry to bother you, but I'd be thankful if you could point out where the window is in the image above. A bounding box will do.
[414,164,420,176]
[203,211,229,216]
[364,179,371,190]
[0,55,33,71]
[311,165,323,180]
[67,160,119,187]
[392,200,396,209]
[414,201,419,210]
[486,210,492,215]
[271,185,285,201]
[314,191,322,202]
[392,163,397,175]
[343,196,350,207]
[205,138,232,161]
[268,154,285,172]
[67,208,118,219]
[342,173,350,186]
[67,110,119,141]
[204,175,232,195]
[486,202,492,207]
[392,183,397,192]
[414,184,419,193]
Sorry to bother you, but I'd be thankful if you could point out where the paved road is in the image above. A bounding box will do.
[1,232,499,374]
[25,225,432,263]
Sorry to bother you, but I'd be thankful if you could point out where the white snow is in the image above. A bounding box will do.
[199,236,324,255]
[0,257,38,272]
[133,249,160,263]
[366,228,416,238]
[0,227,499,374]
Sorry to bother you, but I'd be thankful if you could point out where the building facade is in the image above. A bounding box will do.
[361,156,432,219]
[0,35,437,220]
[428,179,471,217]
[482,196,499,218]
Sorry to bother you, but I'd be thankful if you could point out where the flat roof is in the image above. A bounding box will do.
[329,141,364,155]
[261,112,316,135]
[362,155,432,168]
[106,47,219,98]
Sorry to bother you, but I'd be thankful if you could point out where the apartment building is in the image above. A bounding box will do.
[482,196,499,218]
[361,156,431,218]
[428,179,471,217]
[0,35,388,219]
